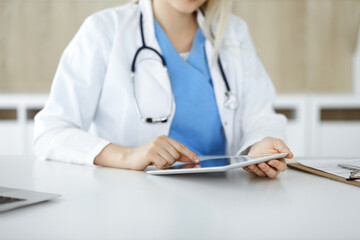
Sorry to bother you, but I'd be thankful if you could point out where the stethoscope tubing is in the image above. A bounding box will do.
[131,12,237,123]
[132,13,231,90]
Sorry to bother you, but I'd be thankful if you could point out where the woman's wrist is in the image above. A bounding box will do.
[94,143,131,169]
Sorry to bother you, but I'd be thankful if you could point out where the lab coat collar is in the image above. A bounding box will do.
[205,41,234,152]
[196,6,218,65]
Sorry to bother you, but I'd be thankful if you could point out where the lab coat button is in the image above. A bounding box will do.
[224,121,228,126]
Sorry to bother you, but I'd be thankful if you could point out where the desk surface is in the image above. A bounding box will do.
[0,156,359,240]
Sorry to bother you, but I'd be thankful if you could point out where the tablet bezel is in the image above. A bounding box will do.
[146,153,288,175]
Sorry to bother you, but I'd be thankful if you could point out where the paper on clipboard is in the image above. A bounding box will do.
[297,158,360,181]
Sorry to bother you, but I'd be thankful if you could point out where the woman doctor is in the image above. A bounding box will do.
[33,0,293,178]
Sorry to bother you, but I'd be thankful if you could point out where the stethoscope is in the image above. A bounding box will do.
[131,13,238,123]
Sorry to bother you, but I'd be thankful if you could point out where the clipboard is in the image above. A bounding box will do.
[288,162,360,188]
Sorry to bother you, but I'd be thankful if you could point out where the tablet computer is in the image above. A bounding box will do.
[146,153,288,175]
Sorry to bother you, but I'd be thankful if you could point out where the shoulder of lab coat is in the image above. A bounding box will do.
[225,15,287,155]
[33,6,135,165]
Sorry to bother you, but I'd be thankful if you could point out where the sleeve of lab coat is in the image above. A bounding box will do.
[236,21,287,155]
[33,13,113,165]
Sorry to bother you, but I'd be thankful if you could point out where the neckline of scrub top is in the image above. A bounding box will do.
[153,19,226,156]
[153,20,209,79]
[179,52,190,60]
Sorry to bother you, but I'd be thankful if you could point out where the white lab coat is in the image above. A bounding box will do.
[33,0,287,166]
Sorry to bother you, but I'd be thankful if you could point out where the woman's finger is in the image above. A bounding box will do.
[151,155,168,169]
[274,140,294,159]
[154,136,180,160]
[243,166,252,173]
[268,159,287,172]
[157,149,176,166]
[167,137,199,163]
[165,146,180,160]
[178,155,194,162]
[179,163,201,169]
[247,164,267,177]
[160,138,181,160]
[258,162,279,178]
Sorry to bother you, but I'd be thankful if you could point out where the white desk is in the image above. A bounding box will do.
[0,156,359,240]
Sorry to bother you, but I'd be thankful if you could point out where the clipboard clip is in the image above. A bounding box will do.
[338,164,360,181]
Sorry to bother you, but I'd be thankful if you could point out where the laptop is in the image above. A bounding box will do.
[0,186,60,213]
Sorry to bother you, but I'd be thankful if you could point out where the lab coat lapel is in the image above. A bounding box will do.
[138,0,172,95]
[134,0,174,142]
[205,41,235,154]
[198,9,237,153]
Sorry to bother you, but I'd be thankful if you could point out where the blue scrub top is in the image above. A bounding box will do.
[154,20,226,156]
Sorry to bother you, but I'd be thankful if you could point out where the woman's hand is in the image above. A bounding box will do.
[243,137,294,178]
[94,135,199,171]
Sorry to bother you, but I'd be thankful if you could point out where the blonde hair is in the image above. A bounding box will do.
[201,0,233,55]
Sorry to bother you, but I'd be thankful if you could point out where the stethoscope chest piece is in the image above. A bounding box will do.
[224,92,238,110]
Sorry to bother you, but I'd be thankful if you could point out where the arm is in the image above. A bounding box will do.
[34,13,199,169]
[33,14,112,165]
[94,135,199,171]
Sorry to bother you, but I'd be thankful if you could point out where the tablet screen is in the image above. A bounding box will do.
[165,156,255,170]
